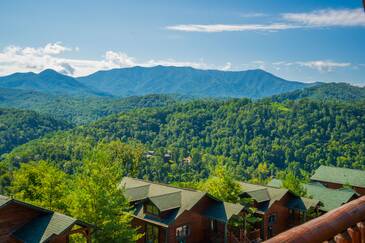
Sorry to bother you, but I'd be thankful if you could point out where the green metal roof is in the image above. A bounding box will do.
[121,177,206,224]
[303,183,357,212]
[311,165,365,188]
[13,212,76,243]
[149,191,182,211]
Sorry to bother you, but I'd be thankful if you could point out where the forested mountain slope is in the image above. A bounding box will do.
[0,89,179,124]
[77,65,314,98]
[0,108,71,155]
[3,99,364,183]
[271,83,365,102]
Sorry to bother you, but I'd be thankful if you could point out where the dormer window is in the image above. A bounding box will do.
[145,202,159,216]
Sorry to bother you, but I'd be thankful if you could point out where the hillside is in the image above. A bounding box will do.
[0,108,71,155]
[0,88,179,124]
[0,69,106,96]
[77,65,315,98]
[3,98,364,183]
[271,83,365,102]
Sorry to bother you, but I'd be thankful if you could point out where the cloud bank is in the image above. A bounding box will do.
[0,43,358,78]
[0,43,231,77]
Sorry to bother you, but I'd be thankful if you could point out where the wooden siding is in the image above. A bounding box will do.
[0,203,41,242]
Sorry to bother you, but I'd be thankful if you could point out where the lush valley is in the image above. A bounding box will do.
[2,97,364,186]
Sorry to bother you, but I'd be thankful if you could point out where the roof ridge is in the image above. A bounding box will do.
[149,190,182,199]
[319,165,365,172]
[124,177,202,193]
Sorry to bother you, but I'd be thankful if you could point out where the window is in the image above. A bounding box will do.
[176,224,190,239]
[268,214,276,224]
[268,226,273,238]
[210,219,218,233]
[146,223,159,243]
[145,203,159,216]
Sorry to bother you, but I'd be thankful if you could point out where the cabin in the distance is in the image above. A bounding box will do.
[310,165,365,195]
[0,195,93,243]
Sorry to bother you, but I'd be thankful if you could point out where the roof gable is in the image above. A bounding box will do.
[203,201,244,223]
[13,212,76,243]
[238,181,289,207]
[149,191,181,211]
[311,166,365,188]
[0,195,92,242]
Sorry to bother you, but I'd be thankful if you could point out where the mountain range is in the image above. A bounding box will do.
[0,66,315,98]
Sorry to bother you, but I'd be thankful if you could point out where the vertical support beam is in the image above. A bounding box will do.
[165,227,168,243]
[357,222,365,243]
[347,227,360,243]
[86,228,92,243]
[224,223,227,243]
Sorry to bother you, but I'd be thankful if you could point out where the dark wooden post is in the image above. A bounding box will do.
[86,228,92,243]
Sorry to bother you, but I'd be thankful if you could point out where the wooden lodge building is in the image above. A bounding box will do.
[237,182,320,240]
[121,177,321,243]
[310,165,365,196]
[121,177,246,243]
[0,195,93,243]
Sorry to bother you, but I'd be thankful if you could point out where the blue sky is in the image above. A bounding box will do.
[0,0,364,85]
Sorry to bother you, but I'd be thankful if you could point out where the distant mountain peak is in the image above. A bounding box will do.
[39,68,60,75]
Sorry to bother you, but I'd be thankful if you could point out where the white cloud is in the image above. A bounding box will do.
[240,12,267,18]
[0,43,232,77]
[272,60,352,72]
[166,23,299,32]
[166,8,365,33]
[282,8,365,27]
[221,62,232,71]
[296,60,351,72]
[43,42,71,55]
